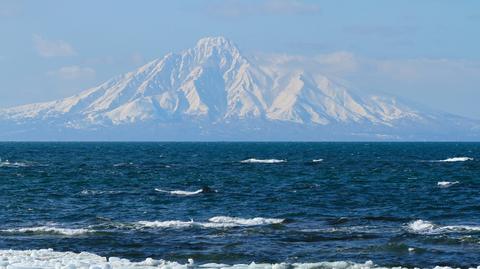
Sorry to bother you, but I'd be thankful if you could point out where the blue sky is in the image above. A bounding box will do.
[1,0,479,118]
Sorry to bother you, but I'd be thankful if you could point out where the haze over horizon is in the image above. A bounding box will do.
[1,0,480,120]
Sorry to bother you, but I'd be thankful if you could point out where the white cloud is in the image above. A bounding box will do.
[47,66,95,80]
[208,0,320,18]
[257,51,480,82]
[468,13,480,21]
[254,51,480,102]
[130,52,144,66]
[33,34,76,58]
[343,25,416,38]
[364,58,480,84]
[0,6,17,18]
[314,51,358,73]
[254,51,358,75]
[262,0,320,15]
[0,8,10,17]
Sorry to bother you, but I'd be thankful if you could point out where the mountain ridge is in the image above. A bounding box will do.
[0,36,478,141]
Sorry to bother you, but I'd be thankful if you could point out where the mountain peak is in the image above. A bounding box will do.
[196,36,233,47]
[193,36,240,58]
[1,36,478,140]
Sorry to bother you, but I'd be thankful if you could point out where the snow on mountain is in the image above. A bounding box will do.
[0,36,478,140]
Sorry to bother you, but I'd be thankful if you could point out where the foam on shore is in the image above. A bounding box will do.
[2,249,480,269]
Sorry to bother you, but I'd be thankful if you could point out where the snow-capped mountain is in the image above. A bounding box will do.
[0,36,478,141]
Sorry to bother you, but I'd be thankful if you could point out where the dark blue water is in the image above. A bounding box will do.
[1,143,479,268]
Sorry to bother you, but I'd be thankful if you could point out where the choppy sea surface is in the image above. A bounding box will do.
[1,142,480,269]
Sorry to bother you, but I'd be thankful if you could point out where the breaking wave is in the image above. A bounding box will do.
[437,181,459,188]
[136,220,195,229]
[136,216,284,229]
[113,162,134,167]
[435,157,474,162]
[407,220,480,234]
[312,159,324,163]
[208,216,284,226]
[154,188,203,196]
[240,158,286,164]
[1,226,92,236]
[0,159,29,168]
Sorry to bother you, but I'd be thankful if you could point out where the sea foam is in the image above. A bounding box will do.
[137,220,195,229]
[437,181,459,188]
[407,220,480,234]
[436,157,474,162]
[154,188,203,196]
[312,159,324,163]
[113,162,135,167]
[1,226,92,236]
[80,190,124,195]
[136,216,284,229]
[207,216,284,226]
[240,158,286,164]
[0,159,29,168]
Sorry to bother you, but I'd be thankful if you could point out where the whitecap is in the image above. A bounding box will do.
[435,157,474,162]
[437,181,459,188]
[300,225,390,234]
[80,190,123,195]
[407,219,480,234]
[312,159,323,163]
[407,220,436,234]
[136,220,195,229]
[207,216,284,226]
[155,188,203,196]
[1,226,92,236]
[0,159,29,168]
[136,216,284,229]
[240,158,286,164]
[113,162,134,167]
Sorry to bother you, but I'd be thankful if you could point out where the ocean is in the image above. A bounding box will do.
[0,142,479,269]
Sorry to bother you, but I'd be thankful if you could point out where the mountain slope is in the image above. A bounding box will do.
[0,36,478,141]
